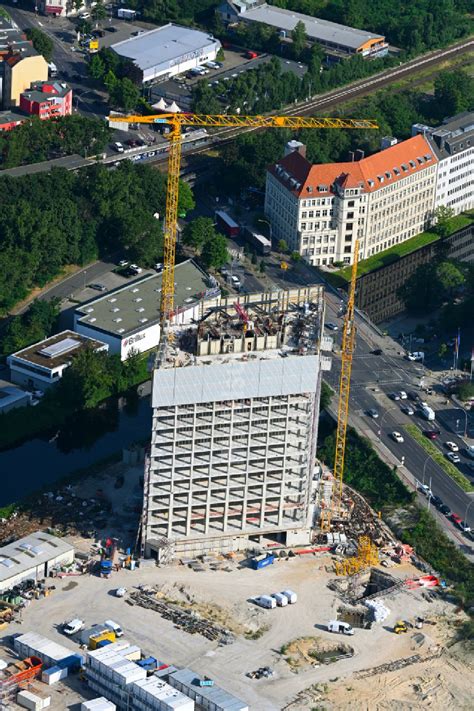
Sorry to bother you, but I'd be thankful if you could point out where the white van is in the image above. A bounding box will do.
[104,619,123,637]
[63,618,84,636]
[327,620,354,635]
[281,589,297,604]
[255,595,276,609]
[271,593,288,607]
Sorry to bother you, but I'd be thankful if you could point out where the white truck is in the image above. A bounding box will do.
[420,403,435,421]
[117,8,137,20]
[254,595,276,609]
[327,620,354,635]
[104,619,123,637]
[281,589,297,604]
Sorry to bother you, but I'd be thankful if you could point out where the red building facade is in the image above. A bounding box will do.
[19,81,72,120]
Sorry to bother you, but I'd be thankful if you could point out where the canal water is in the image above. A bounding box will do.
[0,393,152,506]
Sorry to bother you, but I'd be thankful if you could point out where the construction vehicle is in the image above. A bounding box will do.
[393,620,408,634]
[107,112,377,329]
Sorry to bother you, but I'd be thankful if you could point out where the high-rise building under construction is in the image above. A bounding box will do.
[142,286,332,560]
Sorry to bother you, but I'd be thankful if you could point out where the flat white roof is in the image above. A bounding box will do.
[243,4,384,51]
[0,532,74,585]
[112,23,220,71]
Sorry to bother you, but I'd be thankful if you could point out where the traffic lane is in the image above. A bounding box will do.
[368,407,474,526]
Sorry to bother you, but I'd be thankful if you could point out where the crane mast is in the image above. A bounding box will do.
[320,239,359,532]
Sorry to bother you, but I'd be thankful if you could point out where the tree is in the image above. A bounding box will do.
[436,261,465,293]
[91,0,107,23]
[434,70,474,118]
[320,381,333,411]
[109,78,140,112]
[291,20,307,58]
[456,382,474,402]
[201,233,229,269]
[57,347,114,409]
[251,251,258,265]
[278,239,288,253]
[182,217,216,250]
[399,260,466,314]
[434,205,455,238]
[438,343,448,358]
[1,298,60,355]
[88,53,106,80]
[25,28,54,62]
[259,259,266,273]
[291,251,301,262]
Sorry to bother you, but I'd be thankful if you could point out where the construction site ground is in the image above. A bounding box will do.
[4,555,471,711]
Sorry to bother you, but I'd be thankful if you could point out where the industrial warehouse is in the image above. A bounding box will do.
[0,532,74,593]
[111,24,221,84]
[74,261,218,360]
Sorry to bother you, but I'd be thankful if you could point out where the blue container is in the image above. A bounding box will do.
[58,653,84,671]
[97,639,113,649]
[251,553,275,570]
[138,657,157,670]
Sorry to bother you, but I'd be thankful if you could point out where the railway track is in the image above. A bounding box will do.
[151,36,474,168]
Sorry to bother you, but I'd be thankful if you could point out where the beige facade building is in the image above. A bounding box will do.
[4,54,48,107]
[265,136,438,266]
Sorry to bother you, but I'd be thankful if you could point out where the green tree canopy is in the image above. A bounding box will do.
[291,20,307,57]
[182,217,216,250]
[434,70,474,117]
[57,347,115,409]
[0,298,59,356]
[25,28,54,61]
[201,233,229,269]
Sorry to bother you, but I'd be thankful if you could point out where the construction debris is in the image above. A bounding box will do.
[128,589,235,645]
[364,598,390,623]
[355,650,443,679]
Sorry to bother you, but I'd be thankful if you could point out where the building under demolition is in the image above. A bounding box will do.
[143,286,332,559]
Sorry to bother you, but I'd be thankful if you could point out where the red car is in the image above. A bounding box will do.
[450,513,462,528]
[423,430,438,440]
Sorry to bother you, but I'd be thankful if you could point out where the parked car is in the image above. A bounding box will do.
[107,26,118,32]
[88,283,106,292]
[398,391,408,400]
[445,441,459,452]
[450,513,463,528]
[371,348,383,355]
[418,483,432,498]
[439,504,451,516]
[325,323,338,331]
[391,431,404,443]
[406,351,424,362]
[127,139,137,147]
[112,141,124,153]
[230,275,241,287]
[129,264,142,274]
[460,520,471,533]
[431,495,442,508]
[115,587,127,598]
[154,263,163,272]
[118,259,129,268]
[407,391,420,402]
[367,409,379,419]
[327,620,354,635]
[63,618,84,635]
[389,392,400,401]
[401,404,415,415]
[446,452,461,464]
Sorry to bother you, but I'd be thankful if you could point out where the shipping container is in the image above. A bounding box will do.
[281,589,297,604]
[254,595,276,609]
[89,631,116,650]
[81,697,116,711]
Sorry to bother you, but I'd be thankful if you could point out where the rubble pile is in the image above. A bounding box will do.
[128,588,235,645]
[364,598,390,623]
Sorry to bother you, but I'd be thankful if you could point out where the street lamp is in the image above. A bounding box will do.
[455,407,468,438]
[464,499,474,527]
[377,406,398,440]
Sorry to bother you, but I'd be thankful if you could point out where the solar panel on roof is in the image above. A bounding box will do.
[38,337,81,359]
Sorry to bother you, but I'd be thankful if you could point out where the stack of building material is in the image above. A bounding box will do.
[168,669,249,711]
[130,676,194,711]
[16,689,51,710]
[13,633,83,670]
[364,599,390,623]
[81,698,117,711]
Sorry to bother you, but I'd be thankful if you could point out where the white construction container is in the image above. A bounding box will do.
[81,698,116,711]
[271,593,288,607]
[14,633,77,667]
[130,677,194,711]
[17,689,51,710]
[42,666,68,684]
[281,589,297,604]
[119,645,141,662]
[254,595,276,609]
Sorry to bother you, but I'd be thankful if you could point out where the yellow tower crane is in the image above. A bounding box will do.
[320,238,359,532]
[107,112,377,327]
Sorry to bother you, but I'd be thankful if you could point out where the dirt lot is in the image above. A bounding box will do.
[4,553,470,711]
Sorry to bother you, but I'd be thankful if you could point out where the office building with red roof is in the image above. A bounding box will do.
[265,136,438,266]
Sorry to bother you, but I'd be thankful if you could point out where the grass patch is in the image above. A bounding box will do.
[334,212,474,283]
[405,424,474,492]
[244,625,269,640]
